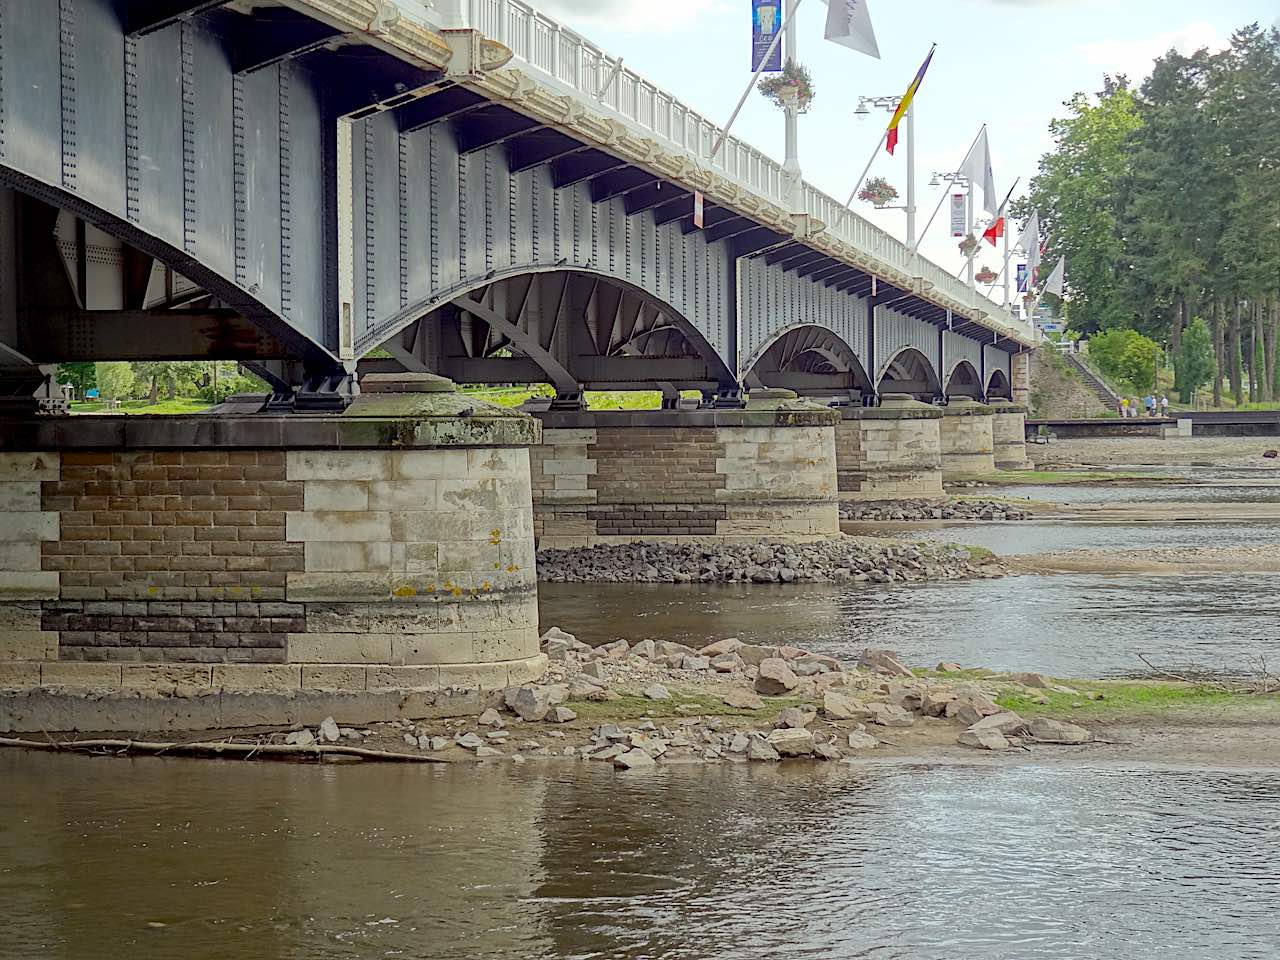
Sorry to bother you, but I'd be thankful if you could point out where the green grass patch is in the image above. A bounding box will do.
[462,386,701,411]
[566,688,809,724]
[70,398,213,416]
[994,680,1275,719]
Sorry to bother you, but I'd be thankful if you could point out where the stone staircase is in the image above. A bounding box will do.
[1062,351,1121,413]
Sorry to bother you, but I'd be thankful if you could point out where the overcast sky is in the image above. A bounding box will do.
[529,0,1278,287]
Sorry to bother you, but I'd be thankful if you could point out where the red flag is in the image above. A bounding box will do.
[983,217,1004,247]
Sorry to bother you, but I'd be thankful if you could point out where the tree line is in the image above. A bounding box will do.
[1018,23,1280,405]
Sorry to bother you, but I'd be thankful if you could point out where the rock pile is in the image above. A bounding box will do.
[839,499,1031,522]
[537,537,1001,585]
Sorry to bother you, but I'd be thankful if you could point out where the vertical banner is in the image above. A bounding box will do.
[950,193,966,237]
[693,191,705,229]
[1016,263,1028,293]
[752,0,783,72]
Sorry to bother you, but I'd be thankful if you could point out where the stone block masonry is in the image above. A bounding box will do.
[0,381,550,730]
[835,398,944,501]
[528,397,841,546]
[988,400,1031,471]
[940,399,997,478]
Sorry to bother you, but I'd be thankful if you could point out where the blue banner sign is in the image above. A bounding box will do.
[1016,263,1028,293]
[752,0,783,72]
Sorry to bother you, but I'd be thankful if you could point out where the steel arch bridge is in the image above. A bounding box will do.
[0,0,1032,411]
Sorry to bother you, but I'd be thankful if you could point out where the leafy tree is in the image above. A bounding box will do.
[1175,317,1215,402]
[1016,82,1142,334]
[94,362,136,402]
[1088,328,1159,392]
[56,362,96,397]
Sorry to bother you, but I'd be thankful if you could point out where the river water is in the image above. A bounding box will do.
[4,752,1280,960]
[6,473,1280,958]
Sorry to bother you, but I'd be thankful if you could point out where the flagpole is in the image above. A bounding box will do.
[709,0,805,162]
[830,128,889,236]
[909,126,985,257]
[905,102,917,248]
[1002,209,1011,307]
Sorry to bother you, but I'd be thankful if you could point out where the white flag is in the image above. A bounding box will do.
[824,0,880,59]
[960,128,997,217]
[1020,210,1041,285]
[1043,257,1066,298]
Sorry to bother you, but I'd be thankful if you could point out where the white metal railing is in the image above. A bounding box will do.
[458,0,1033,343]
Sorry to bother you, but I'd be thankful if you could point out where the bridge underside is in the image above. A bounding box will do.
[0,0,1023,411]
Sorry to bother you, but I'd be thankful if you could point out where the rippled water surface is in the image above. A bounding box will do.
[3,753,1278,960]
[540,574,1280,677]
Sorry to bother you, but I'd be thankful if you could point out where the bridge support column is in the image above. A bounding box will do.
[527,392,840,547]
[1011,351,1033,407]
[988,399,1032,470]
[0,377,547,733]
[940,398,997,478]
[835,396,944,501]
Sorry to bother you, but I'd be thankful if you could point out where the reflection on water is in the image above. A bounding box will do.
[3,753,1279,959]
[847,519,1280,556]
[540,575,1280,678]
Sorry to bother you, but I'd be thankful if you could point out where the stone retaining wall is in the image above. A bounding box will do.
[0,385,549,730]
[529,399,841,546]
[834,399,944,501]
[940,399,997,477]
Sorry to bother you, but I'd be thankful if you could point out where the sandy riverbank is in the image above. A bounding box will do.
[1030,435,1280,469]
[10,632,1279,770]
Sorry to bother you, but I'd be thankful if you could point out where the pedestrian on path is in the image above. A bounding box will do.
[1120,397,1130,418]
[1160,395,1169,417]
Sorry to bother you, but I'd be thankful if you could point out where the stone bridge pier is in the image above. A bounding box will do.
[527,394,840,547]
[0,380,548,733]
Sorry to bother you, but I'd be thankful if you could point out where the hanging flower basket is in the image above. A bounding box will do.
[758,60,816,114]
[858,176,899,208]
[975,266,998,284]
[958,233,980,258]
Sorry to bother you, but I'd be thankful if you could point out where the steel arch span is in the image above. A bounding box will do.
[742,324,873,399]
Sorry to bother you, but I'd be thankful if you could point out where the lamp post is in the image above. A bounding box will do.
[855,95,916,248]
[781,0,802,212]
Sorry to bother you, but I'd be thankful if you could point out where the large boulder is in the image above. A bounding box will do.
[747,738,781,762]
[958,728,1011,750]
[754,658,800,696]
[867,702,916,728]
[970,712,1028,737]
[504,686,553,722]
[628,639,657,659]
[774,706,817,729]
[737,644,778,667]
[702,637,744,657]
[1012,672,1053,689]
[822,691,865,721]
[846,731,880,751]
[858,649,915,678]
[613,749,657,770]
[722,688,765,710]
[766,728,815,757]
[1029,717,1091,744]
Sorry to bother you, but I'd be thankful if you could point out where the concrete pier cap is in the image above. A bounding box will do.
[939,397,997,478]
[0,375,550,732]
[528,390,841,547]
[833,394,944,501]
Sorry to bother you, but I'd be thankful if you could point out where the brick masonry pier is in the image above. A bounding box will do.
[528,394,841,547]
[0,381,548,732]
[834,396,944,501]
